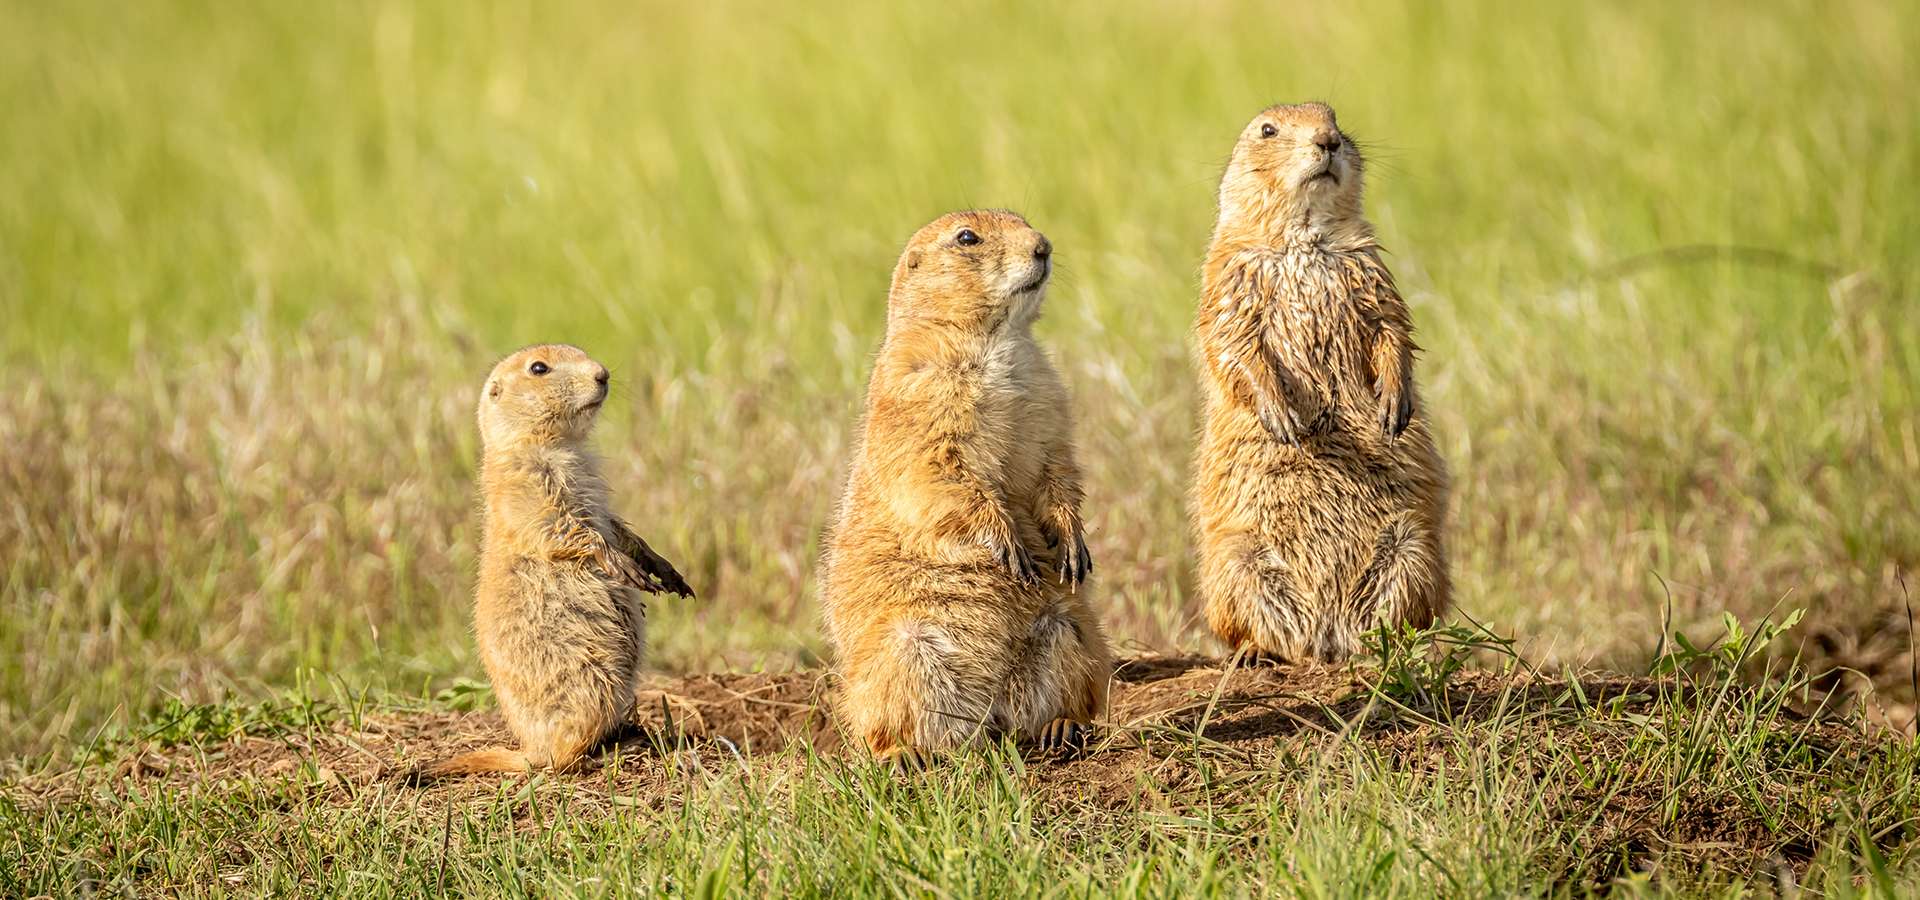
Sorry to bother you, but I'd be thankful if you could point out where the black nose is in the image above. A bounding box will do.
[1314,131,1342,153]
[594,366,610,386]
[1034,237,1052,260]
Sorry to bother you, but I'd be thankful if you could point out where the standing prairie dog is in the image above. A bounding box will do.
[821,210,1112,763]
[1191,103,1451,663]
[411,344,693,780]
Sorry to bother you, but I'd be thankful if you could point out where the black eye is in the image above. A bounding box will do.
[955,229,981,246]
[1260,123,1278,139]
[529,361,550,376]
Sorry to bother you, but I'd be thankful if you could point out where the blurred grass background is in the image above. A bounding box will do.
[1,0,1915,755]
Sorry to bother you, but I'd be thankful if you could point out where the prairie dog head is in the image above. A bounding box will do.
[886,209,1054,330]
[1215,102,1369,247]
[477,344,612,450]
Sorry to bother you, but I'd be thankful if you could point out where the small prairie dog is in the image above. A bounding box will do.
[412,344,693,780]
[821,210,1112,763]
[1191,102,1451,663]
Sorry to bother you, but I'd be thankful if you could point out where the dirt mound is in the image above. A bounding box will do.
[13,656,1898,879]
[81,658,1383,791]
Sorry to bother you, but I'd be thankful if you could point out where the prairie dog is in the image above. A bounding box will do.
[412,344,692,779]
[1191,103,1451,663]
[821,210,1112,763]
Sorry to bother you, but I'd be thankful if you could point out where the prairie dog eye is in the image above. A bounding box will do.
[955,229,981,246]
[529,361,550,376]
[1259,123,1278,139]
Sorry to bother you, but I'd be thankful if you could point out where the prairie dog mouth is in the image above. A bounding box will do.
[579,384,608,412]
[1302,151,1343,185]
[1015,259,1051,294]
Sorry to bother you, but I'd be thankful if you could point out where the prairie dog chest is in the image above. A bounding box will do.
[1274,253,1367,343]
[979,332,1032,402]
[974,333,1054,488]
[1257,252,1373,368]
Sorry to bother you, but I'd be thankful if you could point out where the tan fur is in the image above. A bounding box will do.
[821,210,1112,762]
[1191,103,1451,663]
[411,344,692,781]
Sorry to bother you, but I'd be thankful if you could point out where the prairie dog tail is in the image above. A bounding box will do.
[405,748,533,782]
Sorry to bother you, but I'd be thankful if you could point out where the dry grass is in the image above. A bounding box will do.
[2,290,1914,755]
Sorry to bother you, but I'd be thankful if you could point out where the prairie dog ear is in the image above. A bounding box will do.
[904,250,922,270]
[488,379,504,400]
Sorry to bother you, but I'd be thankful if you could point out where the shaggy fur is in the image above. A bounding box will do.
[821,210,1112,763]
[1191,103,1451,663]
[411,344,692,780]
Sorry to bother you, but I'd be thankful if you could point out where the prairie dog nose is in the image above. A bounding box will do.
[1033,236,1052,260]
[593,365,610,386]
[1312,130,1342,153]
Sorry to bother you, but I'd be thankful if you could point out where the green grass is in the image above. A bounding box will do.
[1,0,1917,893]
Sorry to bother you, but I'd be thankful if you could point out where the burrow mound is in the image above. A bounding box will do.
[58,657,1526,787]
[13,657,1900,877]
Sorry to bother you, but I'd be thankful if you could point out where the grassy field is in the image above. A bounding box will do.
[2,0,1917,894]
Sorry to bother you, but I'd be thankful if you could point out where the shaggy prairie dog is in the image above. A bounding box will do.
[410,344,693,780]
[1190,103,1451,663]
[820,210,1112,765]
